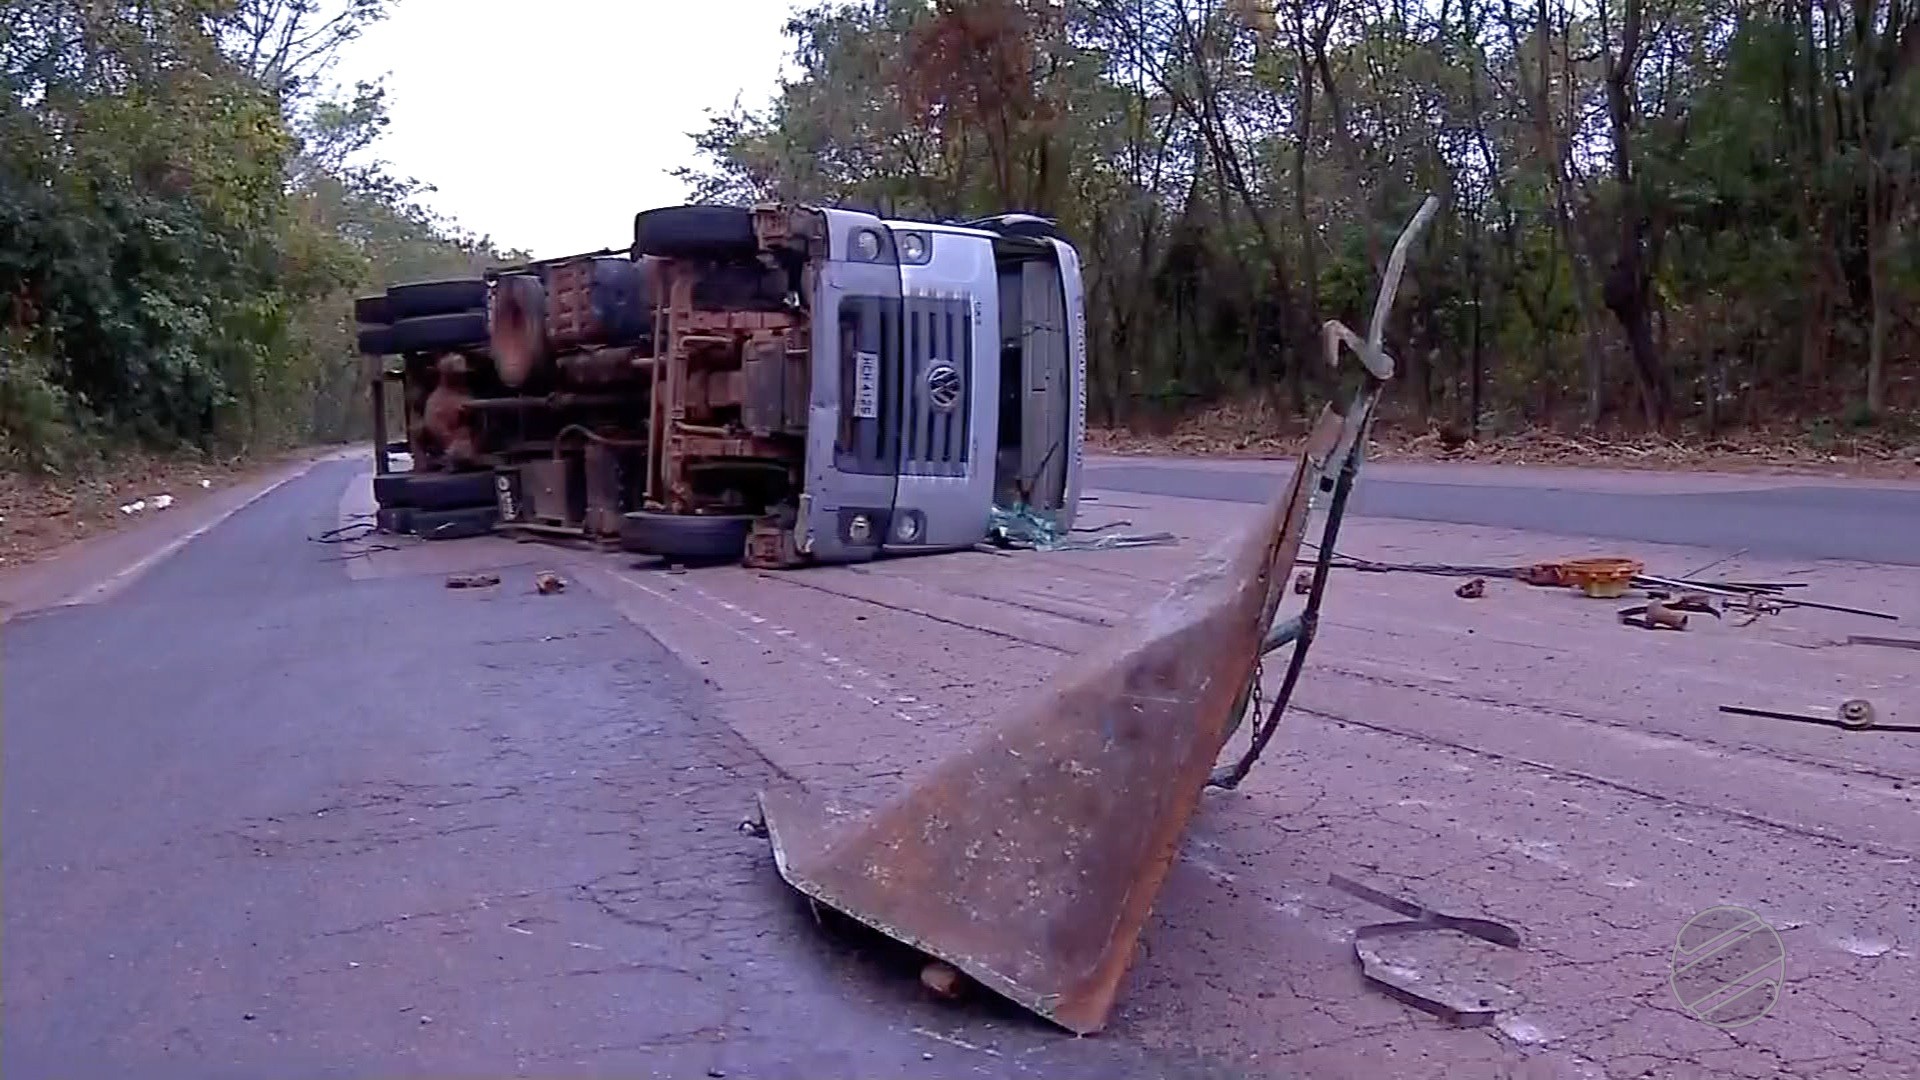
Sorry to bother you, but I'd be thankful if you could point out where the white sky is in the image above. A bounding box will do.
[328,1,804,255]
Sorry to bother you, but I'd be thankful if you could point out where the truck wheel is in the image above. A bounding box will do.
[386,277,488,319]
[632,205,759,260]
[413,505,497,541]
[372,473,418,508]
[404,471,499,511]
[354,293,394,325]
[489,273,547,388]
[387,311,489,354]
[356,325,396,356]
[619,511,754,562]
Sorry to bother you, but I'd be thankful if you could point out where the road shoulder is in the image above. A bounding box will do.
[0,447,358,622]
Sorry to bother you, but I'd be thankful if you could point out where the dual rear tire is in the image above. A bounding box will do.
[354,278,492,356]
[372,471,498,540]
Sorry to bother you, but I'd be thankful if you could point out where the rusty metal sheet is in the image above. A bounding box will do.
[742,331,787,435]
[543,258,597,348]
[582,442,623,536]
[756,413,1331,1034]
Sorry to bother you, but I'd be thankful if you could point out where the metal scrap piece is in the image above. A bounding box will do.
[1846,634,1920,651]
[1329,874,1522,1027]
[1718,698,1915,733]
[1618,602,1688,630]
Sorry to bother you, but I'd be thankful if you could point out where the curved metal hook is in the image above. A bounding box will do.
[1320,193,1443,384]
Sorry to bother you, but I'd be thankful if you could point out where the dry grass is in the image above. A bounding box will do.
[1091,399,1920,480]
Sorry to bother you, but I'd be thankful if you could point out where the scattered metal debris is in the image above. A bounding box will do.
[1293,546,1902,630]
[1455,577,1486,599]
[1618,601,1689,630]
[1304,545,1517,581]
[1661,592,1722,615]
[987,503,1177,553]
[308,516,400,560]
[1846,634,1920,651]
[445,572,501,589]
[1621,590,1722,629]
[1519,561,1567,586]
[1636,574,1897,621]
[1328,873,1522,1027]
[535,570,567,594]
[1719,698,1915,733]
[1681,547,1750,579]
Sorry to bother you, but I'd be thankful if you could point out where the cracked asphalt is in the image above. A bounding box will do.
[7,455,1919,1079]
[1,458,1242,1080]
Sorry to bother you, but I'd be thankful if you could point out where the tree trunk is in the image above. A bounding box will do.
[1597,0,1670,429]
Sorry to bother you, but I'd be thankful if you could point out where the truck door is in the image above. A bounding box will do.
[804,217,906,562]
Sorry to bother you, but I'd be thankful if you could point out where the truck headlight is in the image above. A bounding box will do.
[893,513,920,542]
[852,229,882,261]
[848,514,873,542]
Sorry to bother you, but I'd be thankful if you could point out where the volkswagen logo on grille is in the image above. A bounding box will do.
[925,363,963,411]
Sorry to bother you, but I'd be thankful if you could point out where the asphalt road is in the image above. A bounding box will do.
[1086,461,1920,565]
[1,459,1240,1080]
[6,457,1916,1079]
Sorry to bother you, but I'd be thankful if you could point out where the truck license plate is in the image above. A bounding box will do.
[852,350,880,420]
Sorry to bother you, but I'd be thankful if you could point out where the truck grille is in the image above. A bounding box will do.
[834,293,973,478]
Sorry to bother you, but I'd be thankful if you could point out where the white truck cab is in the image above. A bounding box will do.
[796,208,1087,563]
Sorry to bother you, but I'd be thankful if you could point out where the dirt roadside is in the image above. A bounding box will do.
[0,446,358,620]
[0,446,356,571]
[1093,408,1920,482]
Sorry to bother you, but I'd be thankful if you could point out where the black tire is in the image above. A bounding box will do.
[387,277,488,319]
[619,511,754,562]
[375,507,414,534]
[632,205,759,260]
[388,311,489,353]
[354,293,394,325]
[356,325,396,356]
[405,471,499,511]
[413,505,497,541]
[372,473,417,508]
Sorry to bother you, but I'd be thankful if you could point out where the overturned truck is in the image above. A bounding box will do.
[354,204,1087,567]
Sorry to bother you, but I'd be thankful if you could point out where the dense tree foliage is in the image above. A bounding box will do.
[682,0,1918,438]
[0,0,516,472]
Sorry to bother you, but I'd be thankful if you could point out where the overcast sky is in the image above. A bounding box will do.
[327,1,803,256]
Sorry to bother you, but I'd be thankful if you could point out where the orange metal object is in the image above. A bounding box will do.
[1561,556,1644,598]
